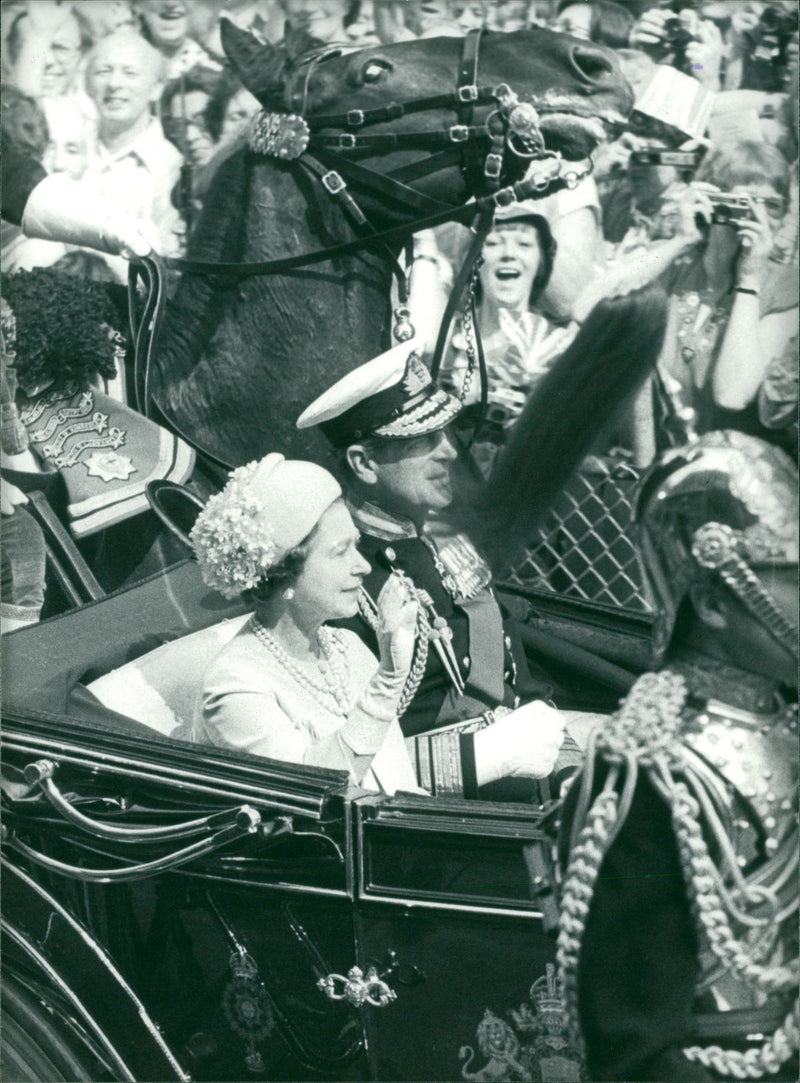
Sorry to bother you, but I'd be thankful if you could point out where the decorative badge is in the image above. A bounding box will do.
[508,102,544,156]
[249,110,310,160]
[458,964,586,1082]
[221,951,275,1074]
[401,352,431,397]
[84,449,136,482]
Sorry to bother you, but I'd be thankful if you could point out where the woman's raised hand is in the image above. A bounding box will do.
[735,197,772,287]
[474,701,566,786]
[375,572,419,678]
[670,182,716,243]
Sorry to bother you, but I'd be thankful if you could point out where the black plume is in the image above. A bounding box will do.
[469,286,668,573]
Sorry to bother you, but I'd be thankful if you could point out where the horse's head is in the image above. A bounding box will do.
[222,23,632,207]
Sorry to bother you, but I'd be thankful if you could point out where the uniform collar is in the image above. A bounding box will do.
[347,497,418,542]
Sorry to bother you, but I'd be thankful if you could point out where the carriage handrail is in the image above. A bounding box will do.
[23,759,265,844]
[4,815,267,884]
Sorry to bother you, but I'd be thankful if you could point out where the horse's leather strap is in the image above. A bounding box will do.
[457,28,487,189]
[296,152,410,293]
[306,85,499,131]
[429,209,494,380]
[388,146,464,184]
[309,125,490,155]
[315,148,455,216]
[157,165,581,280]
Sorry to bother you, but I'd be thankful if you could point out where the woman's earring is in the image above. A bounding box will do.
[283,587,295,601]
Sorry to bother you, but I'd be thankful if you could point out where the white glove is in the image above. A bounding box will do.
[473,700,566,786]
[374,572,419,681]
[22,174,158,259]
[1,478,28,516]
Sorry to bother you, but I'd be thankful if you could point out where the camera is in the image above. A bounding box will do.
[707,193,753,226]
[662,15,694,57]
[630,149,703,172]
[650,2,699,74]
[743,4,799,92]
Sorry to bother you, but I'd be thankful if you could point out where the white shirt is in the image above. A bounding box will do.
[82,119,184,275]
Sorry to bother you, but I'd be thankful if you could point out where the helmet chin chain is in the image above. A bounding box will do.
[691,523,798,659]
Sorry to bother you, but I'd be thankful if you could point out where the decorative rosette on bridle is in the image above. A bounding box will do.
[556,670,799,1080]
[190,461,278,598]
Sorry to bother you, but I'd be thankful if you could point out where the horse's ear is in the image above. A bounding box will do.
[220,17,287,104]
[283,21,324,62]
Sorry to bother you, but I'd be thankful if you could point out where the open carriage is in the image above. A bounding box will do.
[4,555,586,1083]
[1,21,656,1082]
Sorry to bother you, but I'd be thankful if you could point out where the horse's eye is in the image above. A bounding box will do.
[347,55,393,87]
[363,57,393,81]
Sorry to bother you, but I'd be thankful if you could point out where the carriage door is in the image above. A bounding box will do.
[349,793,584,1083]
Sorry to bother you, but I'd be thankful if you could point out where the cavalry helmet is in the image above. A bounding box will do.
[634,429,798,664]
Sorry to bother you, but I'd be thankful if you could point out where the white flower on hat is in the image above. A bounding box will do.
[190,460,279,599]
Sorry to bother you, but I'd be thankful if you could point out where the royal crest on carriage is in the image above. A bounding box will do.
[458,965,585,1082]
[249,110,310,160]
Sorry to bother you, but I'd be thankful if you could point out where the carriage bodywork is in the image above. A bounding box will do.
[2,558,584,1083]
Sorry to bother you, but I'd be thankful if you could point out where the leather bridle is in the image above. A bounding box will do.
[130,30,595,459]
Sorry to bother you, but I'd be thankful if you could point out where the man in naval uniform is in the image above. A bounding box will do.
[297,337,583,798]
[557,429,798,1082]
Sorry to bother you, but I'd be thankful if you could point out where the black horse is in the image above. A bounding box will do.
[151,24,632,467]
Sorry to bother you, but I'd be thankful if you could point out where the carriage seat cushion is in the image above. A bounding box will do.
[86,614,250,735]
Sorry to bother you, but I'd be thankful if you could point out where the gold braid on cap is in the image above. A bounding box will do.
[557,671,799,1078]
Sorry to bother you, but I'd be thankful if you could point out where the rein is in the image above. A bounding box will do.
[130,29,594,456]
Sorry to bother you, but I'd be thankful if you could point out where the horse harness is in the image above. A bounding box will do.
[131,29,593,445]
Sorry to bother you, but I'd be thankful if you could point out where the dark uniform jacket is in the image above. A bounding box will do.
[341,500,552,737]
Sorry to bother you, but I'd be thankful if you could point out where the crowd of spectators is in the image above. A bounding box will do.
[1,0,798,627]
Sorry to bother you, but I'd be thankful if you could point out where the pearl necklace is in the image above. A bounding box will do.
[251,616,352,716]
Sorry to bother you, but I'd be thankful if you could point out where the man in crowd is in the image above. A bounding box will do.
[82,28,183,276]
[558,428,798,1081]
[297,338,587,796]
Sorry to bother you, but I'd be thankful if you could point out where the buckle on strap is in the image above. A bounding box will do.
[346,109,365,127]
[484,153,503,180]
[457,84,479,103]
[491,186,516,208]
[322,170,347,195]
[335,133,358,150]
[449,125,470,143]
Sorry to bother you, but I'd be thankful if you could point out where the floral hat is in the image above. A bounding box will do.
[190,453,342,598]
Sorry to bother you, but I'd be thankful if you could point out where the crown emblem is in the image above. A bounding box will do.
[530,964,564,1016]
[401,352,431,397]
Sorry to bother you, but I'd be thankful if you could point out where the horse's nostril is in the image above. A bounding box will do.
[570,45,614,85]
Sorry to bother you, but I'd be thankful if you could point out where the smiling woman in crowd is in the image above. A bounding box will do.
[438,201,575,472]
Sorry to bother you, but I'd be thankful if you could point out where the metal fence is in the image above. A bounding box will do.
[502,456,654,615]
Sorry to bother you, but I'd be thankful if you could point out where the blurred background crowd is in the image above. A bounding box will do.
[1,0,798,627]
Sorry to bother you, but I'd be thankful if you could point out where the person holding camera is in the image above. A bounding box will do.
[597,66,714,249]
[652,141,798,447]
[630,3,725,91]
